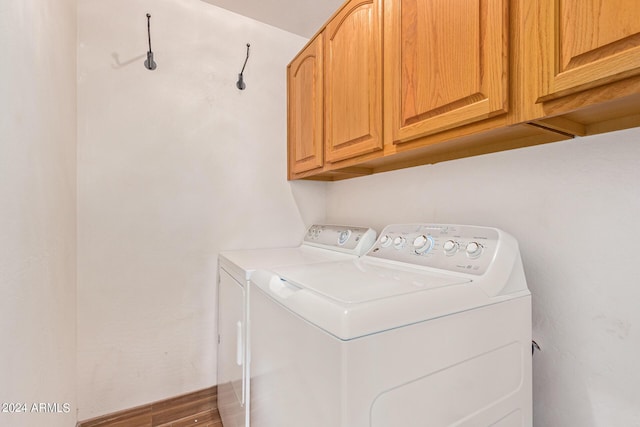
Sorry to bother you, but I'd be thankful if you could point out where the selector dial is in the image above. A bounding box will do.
[412,235,433,254]
[307,227,319,239]
[380,235,392,247]
[338,230,351,245]
[393,236,406,249]
[443,240,458,256]
[465,241,483,258]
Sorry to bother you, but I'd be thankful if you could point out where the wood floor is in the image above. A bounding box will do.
[77,386,222,427]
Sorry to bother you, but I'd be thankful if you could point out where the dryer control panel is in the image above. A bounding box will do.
[303,224,377,256]
[367,224,501,276]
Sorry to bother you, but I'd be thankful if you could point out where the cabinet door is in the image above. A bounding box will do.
[324,0,383,163]
[218,270,247,426]
[385,0,508,145]
[288,35,323,177]
[538,0,640,101]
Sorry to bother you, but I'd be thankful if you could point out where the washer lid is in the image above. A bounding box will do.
[251,260,514,341]
[219,246,356,282]
[270,259,470,304]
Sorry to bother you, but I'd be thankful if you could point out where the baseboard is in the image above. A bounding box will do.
[76,385,221,427]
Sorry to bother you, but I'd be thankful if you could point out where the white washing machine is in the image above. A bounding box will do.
[217,224,377,427]
[249,223,532,427]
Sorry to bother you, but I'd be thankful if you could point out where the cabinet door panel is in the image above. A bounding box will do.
[288,35,323,176]
[539,0,640,101]
[324,0,383,163]
[385,0,508,144]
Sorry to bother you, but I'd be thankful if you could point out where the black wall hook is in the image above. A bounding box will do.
[236,43,250,90]
[532,340,541,355]
[144,13,157,70]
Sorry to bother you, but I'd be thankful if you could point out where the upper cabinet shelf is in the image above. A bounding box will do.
[288,0,640,181]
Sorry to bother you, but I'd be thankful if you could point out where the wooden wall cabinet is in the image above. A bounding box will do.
[288,0,640,181]
[384,0,509,146]
[288,0,554,181]
[287,0,383,180]
[287,35,324,178]
[538,0,640,102]
[324,0,383,163]
[519,0,640,136]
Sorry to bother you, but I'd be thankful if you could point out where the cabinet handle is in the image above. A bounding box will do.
[237,320,246,404]
[236,321,243,366]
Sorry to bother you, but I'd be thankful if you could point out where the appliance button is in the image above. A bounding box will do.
[393,236,406,249]
[338,230,351,245]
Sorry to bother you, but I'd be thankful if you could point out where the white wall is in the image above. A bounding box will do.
[76,0,325,420]
[11,1,634,424]
[0,0,77,426]
[325,127,640,426]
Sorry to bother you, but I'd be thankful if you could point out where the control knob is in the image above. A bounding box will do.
[338,230,351,245]
[465,241,483,258]
[412,235,433,254]
[443,240,458,256]
[393,236,406,249]
[380,235,392,247]
[307,227,318,240]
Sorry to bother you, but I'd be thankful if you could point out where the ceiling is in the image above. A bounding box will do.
[201,0,344,38]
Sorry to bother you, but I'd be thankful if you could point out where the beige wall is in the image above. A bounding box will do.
[325,127,640,426]
[76,0,325,420]
[0,0,78,426]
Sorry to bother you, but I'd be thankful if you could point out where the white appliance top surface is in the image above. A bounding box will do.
[219,224,377,283]
[220,246,356,281]
[271,259,470,304]
[252,263,504,341]
[251,223,529,340]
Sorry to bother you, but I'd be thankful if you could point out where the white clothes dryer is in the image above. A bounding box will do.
[249,223,532,427]
[217,224,376,427]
